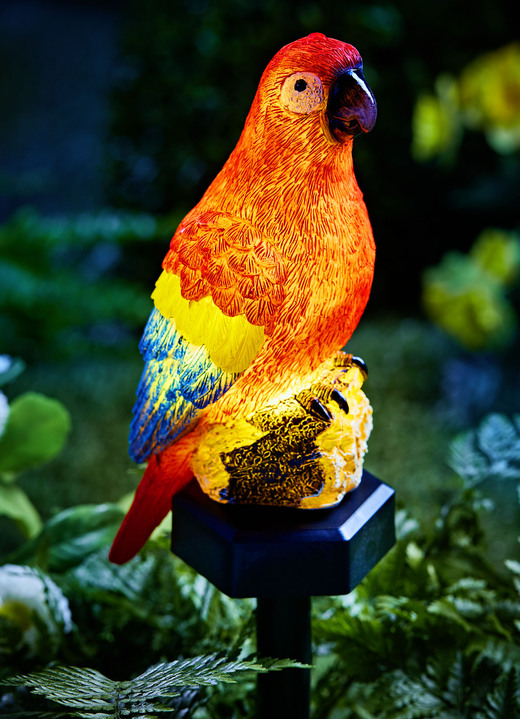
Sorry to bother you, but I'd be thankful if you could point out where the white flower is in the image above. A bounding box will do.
[0,390,9,438]
[0,564,72,656]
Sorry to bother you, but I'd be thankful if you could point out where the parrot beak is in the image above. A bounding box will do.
[326,68,377,141]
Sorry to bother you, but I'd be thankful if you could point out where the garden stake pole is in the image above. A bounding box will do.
[256,596,311,719]
[171,470,395,718]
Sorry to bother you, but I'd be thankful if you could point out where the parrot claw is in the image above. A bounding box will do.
[330,388,350,414]
[296,389,333,422]
[297,383,349,418]
[333,352,368,379]
[351,356,368,379]
[309,397,334,422]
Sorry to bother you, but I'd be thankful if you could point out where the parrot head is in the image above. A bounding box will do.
[238,33,377,162]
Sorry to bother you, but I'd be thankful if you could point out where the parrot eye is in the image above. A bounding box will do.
[280,72,324,115]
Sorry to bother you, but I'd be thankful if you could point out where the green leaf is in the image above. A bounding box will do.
[7,503,125,570]
[0,392,71,475]
[0,483,42,537]
[69,551,161,603]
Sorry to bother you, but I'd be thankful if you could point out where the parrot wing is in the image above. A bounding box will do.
[129,210,289,463]
[128,306,241,463]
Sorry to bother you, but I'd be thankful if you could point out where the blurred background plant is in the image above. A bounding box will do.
[0,355,70,540]
[422,227,520,352]
[0,0,519,716]
[0,206,176,361]
[414,40,520,355]
[412,42,520,163]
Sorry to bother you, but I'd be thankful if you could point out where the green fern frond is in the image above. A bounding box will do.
[4,654,305,718]
[6,666,116,716]
[449,431,490,486]
[475,668,520,719]
[472,637,520,674]
[373,669,447,719]
[478,414,520,474]
[449,413,520,486]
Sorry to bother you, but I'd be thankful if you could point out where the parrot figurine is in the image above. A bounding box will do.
[109,32,377,565]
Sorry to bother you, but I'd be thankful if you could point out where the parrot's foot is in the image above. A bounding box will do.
[191,356,373,509]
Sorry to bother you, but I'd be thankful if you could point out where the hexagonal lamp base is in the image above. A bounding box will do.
[171,470,394,719]
[172,471,395,597]
[171,469,395,598]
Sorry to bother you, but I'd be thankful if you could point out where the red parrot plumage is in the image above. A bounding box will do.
[109,33,377,564]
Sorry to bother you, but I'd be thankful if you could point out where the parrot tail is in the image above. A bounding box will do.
[109,432,199,565]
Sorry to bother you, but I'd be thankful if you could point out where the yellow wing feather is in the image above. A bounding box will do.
[152,271,265,373]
